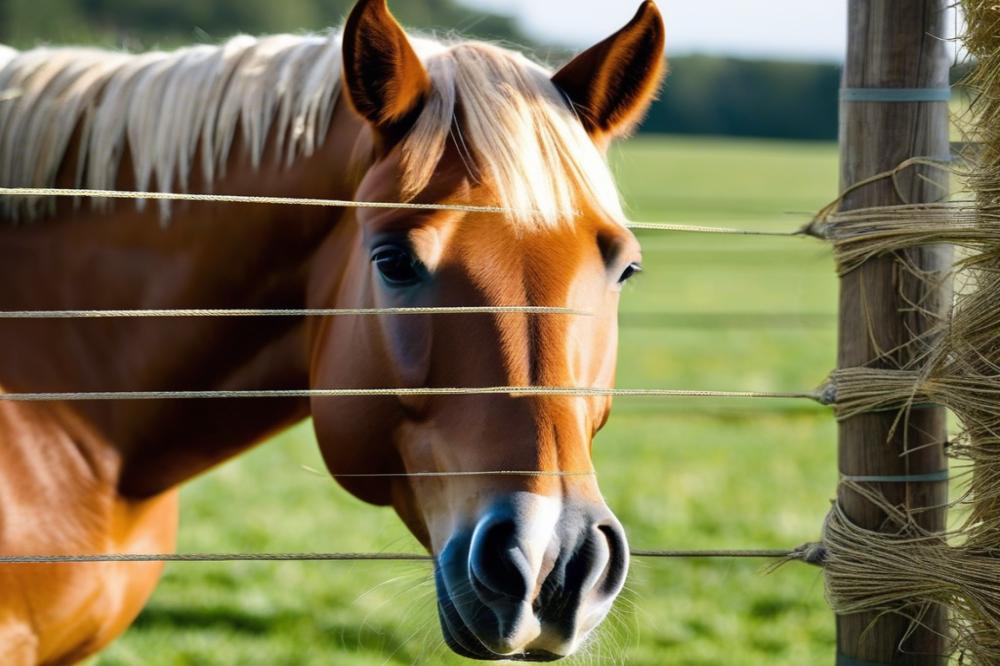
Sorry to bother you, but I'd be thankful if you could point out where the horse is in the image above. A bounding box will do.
[0,0,665,662]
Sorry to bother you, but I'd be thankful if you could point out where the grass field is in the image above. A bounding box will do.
[97,135,841,666]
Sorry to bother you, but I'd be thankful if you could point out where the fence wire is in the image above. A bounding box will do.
[0,187,808,236]
[0,546,819,564]
[0,387,827,402]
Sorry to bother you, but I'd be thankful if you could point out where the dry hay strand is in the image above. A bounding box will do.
[802,156,959,275]
[823,486,1000,664]
[943,6,1000,529]
[830,356,1000,530]
[801,158,1000,277]
[807,201,1000,275]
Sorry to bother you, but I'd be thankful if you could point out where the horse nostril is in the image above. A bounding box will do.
[530,512,628,644]
[469,517,533,603]
[595,521,629,598]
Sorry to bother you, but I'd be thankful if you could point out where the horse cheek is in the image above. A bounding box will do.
[379,314,432,389]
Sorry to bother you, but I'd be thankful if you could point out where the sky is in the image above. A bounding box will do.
[460,0,959,62]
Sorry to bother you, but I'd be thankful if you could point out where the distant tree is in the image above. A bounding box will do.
[2,0,852,142]
[5,0,526,50]
[642,56,841,141]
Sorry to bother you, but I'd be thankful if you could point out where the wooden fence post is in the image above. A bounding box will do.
[836,1,952,664]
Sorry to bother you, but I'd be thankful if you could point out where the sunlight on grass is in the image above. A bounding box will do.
[98,135,841,665]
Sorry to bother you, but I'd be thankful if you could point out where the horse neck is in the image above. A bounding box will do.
[0,99,369,497]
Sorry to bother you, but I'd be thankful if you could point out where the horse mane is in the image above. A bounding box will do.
[0,30,625,228]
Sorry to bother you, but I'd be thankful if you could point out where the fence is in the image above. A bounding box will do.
[3,1,1000,663]
[833,2,951,663]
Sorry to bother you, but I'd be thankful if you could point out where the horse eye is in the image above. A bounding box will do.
[618,262,642,284]
[373,246,422,286]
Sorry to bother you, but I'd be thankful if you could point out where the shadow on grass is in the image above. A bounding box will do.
[133,604,273,634]
[132,602,434,658]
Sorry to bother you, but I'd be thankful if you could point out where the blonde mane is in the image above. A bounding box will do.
[0,31,625,227]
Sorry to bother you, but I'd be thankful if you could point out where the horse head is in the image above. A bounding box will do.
[309,0,665,659]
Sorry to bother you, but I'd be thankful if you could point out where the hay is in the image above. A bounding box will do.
[807,201,991,275]
[814,5,1000,662]
[823,487,1000,663]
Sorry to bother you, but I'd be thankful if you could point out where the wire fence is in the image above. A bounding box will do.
[0,546,821,564]
[0,185,831,568]
[0,386,828,402]
[0,306,587,318]
[0,186,812,236]
[0,308,839,330]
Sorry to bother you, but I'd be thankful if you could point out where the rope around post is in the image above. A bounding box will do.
[799,157,963,275]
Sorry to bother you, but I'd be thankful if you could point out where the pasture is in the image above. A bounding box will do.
[96,135,840,666]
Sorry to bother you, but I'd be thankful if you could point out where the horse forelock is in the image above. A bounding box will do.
[0,29,625,230]
[401,42,627,230]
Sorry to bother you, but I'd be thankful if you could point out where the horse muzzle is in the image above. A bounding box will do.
[434,492,629,661]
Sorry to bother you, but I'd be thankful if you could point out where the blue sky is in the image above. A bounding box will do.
[460,1,959,62]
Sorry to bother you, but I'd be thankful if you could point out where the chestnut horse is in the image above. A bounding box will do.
[0,0,665,662]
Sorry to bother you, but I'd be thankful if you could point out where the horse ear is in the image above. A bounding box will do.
[551,1,666,141]
[342,0,431,144]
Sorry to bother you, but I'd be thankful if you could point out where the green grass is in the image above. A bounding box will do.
[97,135,841,666]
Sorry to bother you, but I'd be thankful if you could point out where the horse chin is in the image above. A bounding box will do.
[435,570,569,663]
[435,584,506,661]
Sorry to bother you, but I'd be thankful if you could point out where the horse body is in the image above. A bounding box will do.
[0,89,369,666]
[0,1,666,662]
[0,403,176,665]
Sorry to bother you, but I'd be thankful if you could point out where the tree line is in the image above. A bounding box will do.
[0,0,842,141]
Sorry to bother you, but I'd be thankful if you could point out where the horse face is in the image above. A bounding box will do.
[312,155,641,659]
[309,0,665,659]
